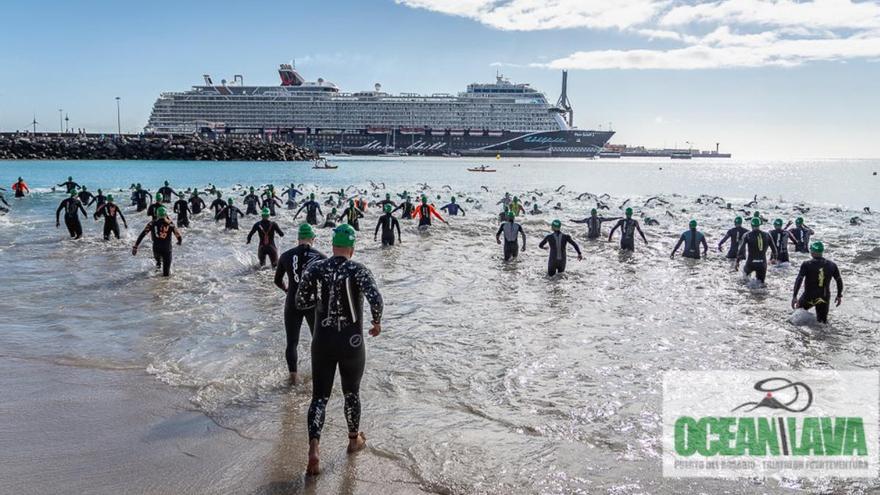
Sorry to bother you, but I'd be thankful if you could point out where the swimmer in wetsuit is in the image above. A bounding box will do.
[146,193,165,220]
[792,241,843,323]
[789,217,814,253]
[718,216,748,259]
[55,191,88,239]
[188,191,206,215]
[670,220,708,259]
[735,217,778,283]
[133,185,152,212]
[770,219,795,263]
[374,204,402,246]
[294,193,324,226]
[132,206,183,277]
[322,208,337,229]
[216,198,244,230]
[209,192,227,220]
[275,223,326,381]
[508,196,525,217]
[375,193,396,211]
[338,200,365,231]
[77,186,94,208]
[157,181,179,203]
[496,211,526,261]
[242,187,261,216]
[173,195,192,228]
[412,196,447,228]
[93,194,128,240]
[247,208,285,268]
[58,176,79,194]
[295,224,383,476]
[440,197,466,217]
[539,219,582,276]
[608,207,648,251]
[261,186,282,216]
[89,189,107,209]
[571,208,619,239]
[392,195,415,220]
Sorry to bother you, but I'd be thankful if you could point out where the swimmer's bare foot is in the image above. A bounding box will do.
[306,439,320,475]
[347,432,366,453]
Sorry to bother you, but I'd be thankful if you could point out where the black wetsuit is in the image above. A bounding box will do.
[189,196,206,215]
[539,231,581,276]
[216,205,243,230]
[497,221,525,261]
[677,229,706,259]
[56,197,88,238]
[295,256,383,442]
[275,245,326,372]
[737,230,778,283]
[611,218,641,251]
[322,213,336,229]
[90,193,107,209]
[793,256,843,323]
[375,199,397,211]
[262,196,281,216]
[770,228,792,263]
[146,201,164,220]
[295,200,323,225]
[247,219,284,267]
[173,199,191,228]
[718,226,748,259]
[243,193,260,215]
[210,197,227,219]
[392,200,414,219]
[790,226,814,253]
[94,202,126,240]
[374,213,401,246]
[440,202,465,216]
[133,190,152,212]
[157,186,176,203]
[135,218,180,277]
[77,191,94,207]
[58,180,79,193]
[339,206,364,231]
[572,215,616,239]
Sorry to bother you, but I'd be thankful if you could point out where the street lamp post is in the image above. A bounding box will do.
[59,109,63,134]
[115,97,121,135]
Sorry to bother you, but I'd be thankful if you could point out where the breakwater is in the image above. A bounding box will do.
[0,134,318,161]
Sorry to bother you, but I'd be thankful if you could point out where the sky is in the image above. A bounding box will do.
[1,0,879,158]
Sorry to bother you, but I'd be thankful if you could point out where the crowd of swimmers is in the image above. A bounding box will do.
[6,175,849,474]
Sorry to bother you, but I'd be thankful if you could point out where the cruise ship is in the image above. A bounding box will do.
[145,65,614,157]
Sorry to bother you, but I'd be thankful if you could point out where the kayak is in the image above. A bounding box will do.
[467,168,496,172]
[313,165,338,170]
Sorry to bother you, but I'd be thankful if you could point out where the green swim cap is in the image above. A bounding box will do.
[332,224,357,248]
[734,216,743,224]
[384,204,392,213]
[551,219,561,230]
[68,176,73,181]
[773,218,783,227]
[421,195,428,204]
[156,206,167,217]
[591,208,598,215]
[310,193,315,199]
[107,194,114,201]
[507,211,515,219]
[164,180,169,186]
[751,217,761,227]
[227,197,233,204]
[386,193,391,199]
[349,199,355,206]
[250,186,254,192]
[261,207,270,218]
[625,207,633,217]
[331,207,337,214]
[796,217,804,225]
[513,196,519,201]
[810,241,824,253]
[451,196,456,203]
[298,223,315,240]
[70,191,77,197]
[97,188,102,194]
[156,193,163,201]
[689,220,697,229]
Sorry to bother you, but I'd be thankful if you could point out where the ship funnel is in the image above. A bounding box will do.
[279,63,305,86]
[233,74,243,85]
[203,74,213,86]
[375,83,381,92]
[555,70,574,128]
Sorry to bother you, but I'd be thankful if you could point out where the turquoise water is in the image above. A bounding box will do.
[1,156,879,494]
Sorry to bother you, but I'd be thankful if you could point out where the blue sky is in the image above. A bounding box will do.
[1,0,878,158]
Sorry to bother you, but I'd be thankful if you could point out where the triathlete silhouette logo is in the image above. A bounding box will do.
[731,377,813,413]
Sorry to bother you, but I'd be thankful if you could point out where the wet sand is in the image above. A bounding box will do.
[0,356,426,495]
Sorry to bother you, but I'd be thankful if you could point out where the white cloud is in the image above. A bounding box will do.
[397,0,880,70]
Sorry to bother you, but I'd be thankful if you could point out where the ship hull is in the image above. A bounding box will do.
[201,127,614,158]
